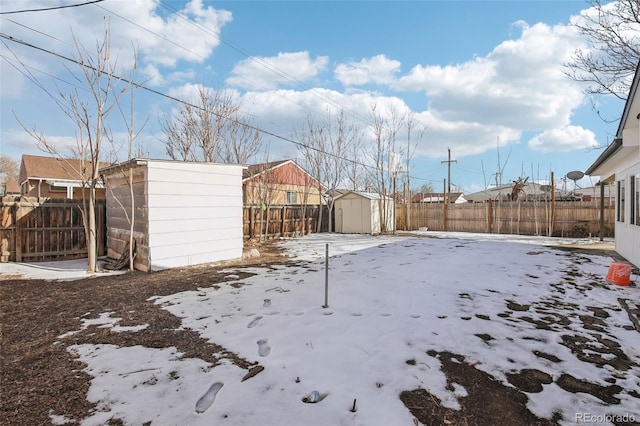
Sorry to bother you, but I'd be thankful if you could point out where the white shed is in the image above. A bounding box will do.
[101,159,245,272]
[334,191,395,234]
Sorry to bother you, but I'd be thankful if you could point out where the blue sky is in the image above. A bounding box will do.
[0,0,628,194]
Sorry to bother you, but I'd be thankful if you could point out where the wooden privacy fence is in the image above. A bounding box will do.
[396,200,615,238]
[0,197,106,262]
[243,204,332,239]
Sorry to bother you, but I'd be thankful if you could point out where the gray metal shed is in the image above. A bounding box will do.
[334,191,395,234]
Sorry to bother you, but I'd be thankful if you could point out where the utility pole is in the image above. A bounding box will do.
[441,148,457,202]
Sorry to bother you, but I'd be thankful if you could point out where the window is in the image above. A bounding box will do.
[286,191,297,204]
[617,179,625,223]
[50,184,67,192]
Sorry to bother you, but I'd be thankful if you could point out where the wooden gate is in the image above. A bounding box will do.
[1,197,106,262]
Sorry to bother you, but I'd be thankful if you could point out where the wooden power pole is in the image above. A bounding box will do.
[441,148,457,202]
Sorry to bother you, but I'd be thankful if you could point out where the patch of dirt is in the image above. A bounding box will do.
[401,351,561,426]
[506,369,553,393]
[0,240,286,426]
[556,374,622,404]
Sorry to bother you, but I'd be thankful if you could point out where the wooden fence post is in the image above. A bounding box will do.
[281,206,286,236]
[443,179,448,231]
[15,202,22,262]
[249,206,254,238]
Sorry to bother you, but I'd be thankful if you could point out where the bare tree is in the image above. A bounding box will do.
[252,161,277,240]
[0,155,20,191]
[346,123,364,192]
[404,113,425,230]
[565,0,640,99]
[368,103,404,232]
[324,108,359,232]
[113,48,146,271]
[161,103,199,161]
[223,116,262,164]
[161,87,261,164]
[295,114,328,233]
[18,25,129,272]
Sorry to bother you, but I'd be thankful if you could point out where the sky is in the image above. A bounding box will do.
[2,233,637,425]
[0,0,633,194]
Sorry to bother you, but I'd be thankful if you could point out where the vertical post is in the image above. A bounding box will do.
[15,202,22,262]
[249,206,254,238]
[487,198,493,233]
[599,182,605,241]
[281,206,286,236]
[323,243,329,308]
[550,171,555,237]
[393,175,397,234]
[443,179,448,231]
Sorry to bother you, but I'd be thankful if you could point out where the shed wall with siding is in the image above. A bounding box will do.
[103,160,244,272]
[335,192,395,234]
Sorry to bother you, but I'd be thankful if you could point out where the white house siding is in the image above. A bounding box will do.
[145,161,244,271]
[614,161,640,268]
[586,62,640,269]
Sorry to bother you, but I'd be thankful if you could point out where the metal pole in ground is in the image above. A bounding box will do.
[323,243,329,308]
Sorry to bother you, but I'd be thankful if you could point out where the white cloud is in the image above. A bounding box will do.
[528,126,598,152]
[226,52,329,90]
[130,0,232,67]
[237,88,521,160]
[394,21,587,137]
[0,0,231,91]
[334,54,402,86]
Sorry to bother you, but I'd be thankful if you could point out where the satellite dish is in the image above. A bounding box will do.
[540,184,551,193]
[566,170,585,181]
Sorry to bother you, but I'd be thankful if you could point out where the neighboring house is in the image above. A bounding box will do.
[18,154,105,199]
[101,159,245,272]
[243,159,323,205]
[412,192,467,204]
[2,180,20,196]
[465,182,575,202]
[585,61,640,269]
[572,185,614,202]
[334,191,395,234]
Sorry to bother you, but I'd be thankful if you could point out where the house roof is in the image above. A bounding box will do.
[465,182,573,202]
[586,59,640,177]
[242,159,325,190]
[19,154,96,185]
[412,192,463,203]
[4,180,20,194]
[242,160,290,180]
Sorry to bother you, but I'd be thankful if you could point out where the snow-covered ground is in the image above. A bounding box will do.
[10,232,636,425]
[0,257,126,281]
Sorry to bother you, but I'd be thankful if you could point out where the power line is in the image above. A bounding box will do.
[0,0,106,15]
[150,0,375,127]
[1,31,440,188]
[0,33,367,173]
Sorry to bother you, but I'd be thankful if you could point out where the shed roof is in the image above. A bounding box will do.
[335,191,392,201]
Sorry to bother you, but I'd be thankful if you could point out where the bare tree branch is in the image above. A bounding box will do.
[565,0,640,99]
